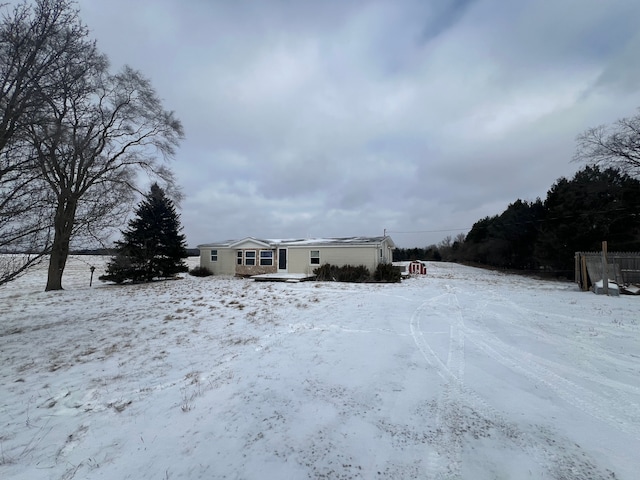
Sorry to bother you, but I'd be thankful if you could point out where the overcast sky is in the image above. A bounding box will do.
[70,0,640,248]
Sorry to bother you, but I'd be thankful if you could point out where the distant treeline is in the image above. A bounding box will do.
[73,248,201,257]
[1,248,201,257]
[394,166,640,277]
[394,246,443,262]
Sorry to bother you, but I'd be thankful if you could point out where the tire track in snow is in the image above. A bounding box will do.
[462,287,640,439]
[476,287,640,374]
[411,288,466,479]
[463,319,640,439]
[410,286,626,478]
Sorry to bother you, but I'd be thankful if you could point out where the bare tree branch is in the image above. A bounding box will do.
[574,109,640,178]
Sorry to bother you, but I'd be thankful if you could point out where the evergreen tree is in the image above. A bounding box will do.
[101,183,188,283]
[535,166,640,273]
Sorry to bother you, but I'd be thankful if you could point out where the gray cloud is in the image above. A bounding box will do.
[53,0,640,247]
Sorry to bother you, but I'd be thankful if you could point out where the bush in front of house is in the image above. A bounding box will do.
[339,265,371,282]
[313,264,333,281]
[374,262,402,283]
[313,264,371,283]
[189,266,213,277]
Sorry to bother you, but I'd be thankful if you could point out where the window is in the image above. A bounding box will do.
[211,250,218,262]
[245,250,256,266]
[310,250,320,265]
[260,250,273,266]
[237,251,243,265]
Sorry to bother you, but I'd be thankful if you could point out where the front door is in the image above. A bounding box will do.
[278,248,287,272]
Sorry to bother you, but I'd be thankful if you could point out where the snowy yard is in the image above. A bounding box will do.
[1,257,639,479]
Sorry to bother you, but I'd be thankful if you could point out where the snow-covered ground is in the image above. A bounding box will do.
[1,257,639,479]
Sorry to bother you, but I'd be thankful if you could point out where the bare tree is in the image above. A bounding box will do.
[1,0,184,290]
[574,109,640,178]
[438,235,452,249]
[29,61,184,291]
[1,0,92,285]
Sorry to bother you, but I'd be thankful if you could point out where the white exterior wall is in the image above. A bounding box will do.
[200,248,236,275]
[287,245,384,274]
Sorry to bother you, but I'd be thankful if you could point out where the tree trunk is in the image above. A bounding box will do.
[45,195,77,291]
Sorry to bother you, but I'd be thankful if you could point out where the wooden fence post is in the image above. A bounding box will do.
[602,241,608,295]
[581,255,588,291]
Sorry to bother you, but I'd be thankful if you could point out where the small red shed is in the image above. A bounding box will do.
[408,261,427,275]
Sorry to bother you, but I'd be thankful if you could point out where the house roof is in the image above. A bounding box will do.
[197,236,395,249]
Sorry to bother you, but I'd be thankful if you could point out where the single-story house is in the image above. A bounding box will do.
[197,236,396,276]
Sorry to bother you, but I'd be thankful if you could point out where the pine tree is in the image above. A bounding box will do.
[101,183,188,283]
[535,166,640,273]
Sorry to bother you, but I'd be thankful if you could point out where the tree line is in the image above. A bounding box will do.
[0,0,183,289]
[395,109,640,276]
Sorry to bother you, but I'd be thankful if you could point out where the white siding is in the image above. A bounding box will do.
[287,245,382,274]
[200,248,236,275]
